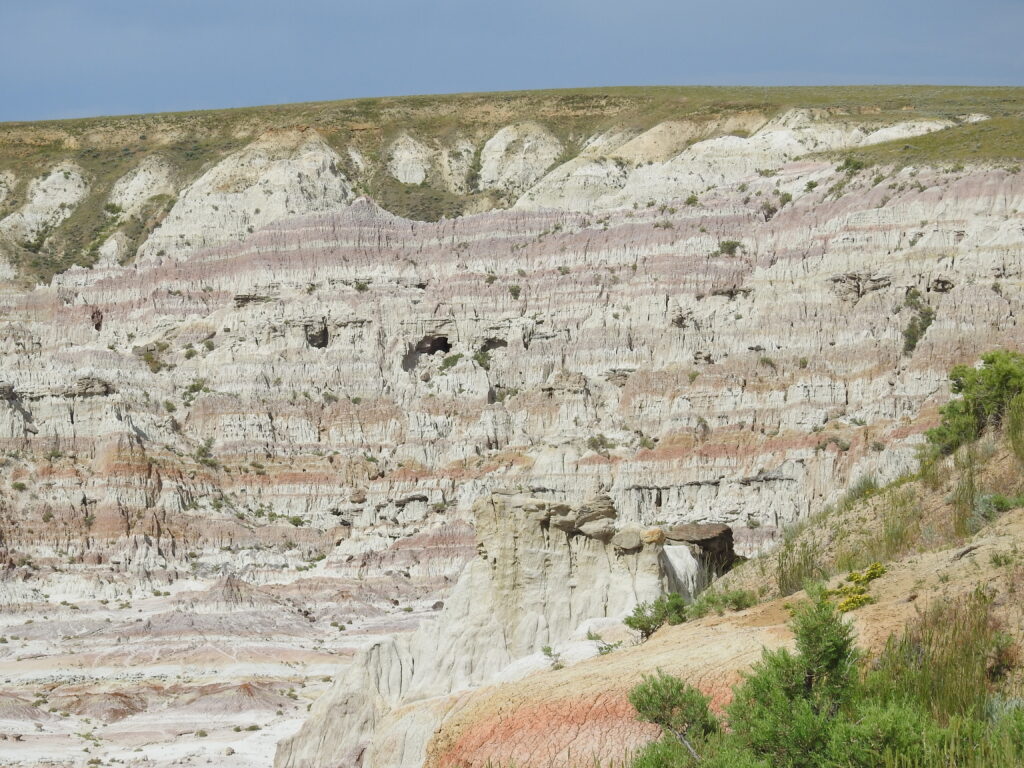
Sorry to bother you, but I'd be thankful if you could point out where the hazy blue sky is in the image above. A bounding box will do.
[2,0,1021,122]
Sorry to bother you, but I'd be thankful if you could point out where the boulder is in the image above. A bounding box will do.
[664,523,736,571]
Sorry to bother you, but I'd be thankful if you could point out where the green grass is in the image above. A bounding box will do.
[836,487,923,572]
[775,536,825,597]
[834,116,1024,170]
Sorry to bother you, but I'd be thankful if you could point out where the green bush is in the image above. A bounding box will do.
[837,156,868,174]
[927,350,1024,456]
[726,596,857,768]
[825,699,941,768]
[629,670,717,759]
[440,353,463,371]
[901,288,936,355]
[686,589,757,620]
[630,735,694,768]
[625,593,688,640]
[625,570,1024,768]
[984,493,1024,513]
[716,240,742,256]
[698,737,770,768]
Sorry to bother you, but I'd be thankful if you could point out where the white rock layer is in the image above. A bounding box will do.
[136,129,354,265]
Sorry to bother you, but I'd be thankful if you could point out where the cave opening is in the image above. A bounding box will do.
[402,334,451,371]
[479,337,508,354]
[305,322,329,349]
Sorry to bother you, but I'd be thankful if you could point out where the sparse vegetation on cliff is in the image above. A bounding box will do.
[901,288,935,355]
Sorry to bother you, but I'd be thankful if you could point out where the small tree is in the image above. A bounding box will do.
[629,670,718,761]
[727,593,858,768]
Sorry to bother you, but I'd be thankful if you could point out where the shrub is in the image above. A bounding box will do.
[698,738,771,768]
[717,240,742,256]
[11,481,26,492]
[901,288,935,355]
[847,562,886,585]
[586,630,622,655]
[625,593,688,640]
[541,645,563,670]
[193,437,218,468]
[586,434,616,454]
[837,156,868,174]
[727,594,857,767]
[630,735,694,768]
[439,353,462,371]
[508,284,521,299]
[686,589,757,620]
[824,699,940,768]
[984,493,1024,514]
[926,350,1024,456]
[625,589,1023,768]
[629,670,718,759]
[141,350,165,373]
[685,194,699,206]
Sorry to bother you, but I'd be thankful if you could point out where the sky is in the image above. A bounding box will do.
[1,0,1022,122]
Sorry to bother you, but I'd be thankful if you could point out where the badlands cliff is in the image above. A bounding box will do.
[0,86,1022,767]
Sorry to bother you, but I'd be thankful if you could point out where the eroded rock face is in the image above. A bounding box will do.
[0,170,14,207]
[136,128,354,265]
[388,134,435,186]
[479,123,563,198]
[517,109,955,211]
[0,104,1020,767]
[275,492,688,768]
[0,162,88,245]
[108,154,177,216]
